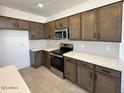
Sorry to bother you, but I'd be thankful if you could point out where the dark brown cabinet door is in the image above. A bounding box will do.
[81,9,97,41]
[64,57,76,83]
[56,17,68,29]
[49,21,55,39]
[30,51,42,68]
[0,16,16,29]
[16,19,30,30]
[42,51,51,69]
[69,14,81,40]
[44,23,50,39]
[98,2,122,42]
[95,72,121,93]
[30,22,44,39]
[77,63,94,93]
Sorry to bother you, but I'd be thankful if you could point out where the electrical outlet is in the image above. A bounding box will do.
[36,42,40,45]
[105,46,110,52]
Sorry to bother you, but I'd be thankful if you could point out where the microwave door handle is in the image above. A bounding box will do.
[62,31,64,39]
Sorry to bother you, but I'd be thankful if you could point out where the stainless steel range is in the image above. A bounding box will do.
[49,43,73,78]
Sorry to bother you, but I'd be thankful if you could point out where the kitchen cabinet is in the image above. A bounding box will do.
[98,2,122,42]
[69,14,81,40]
[77,60,94,93]
[30,22,44,39]
[95,65,121,93]
[44,23,50,39]
[0,16,16,29]
[30,50,42,68]
[56,17,69,29]
[81,9,97,41]
[64,57,77,83]
[42,50,51,69]
[44,21,55,39]
[16,19,30,30]
[49,21,55,39]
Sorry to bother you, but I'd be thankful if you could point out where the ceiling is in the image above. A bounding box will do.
[0,0,87,17]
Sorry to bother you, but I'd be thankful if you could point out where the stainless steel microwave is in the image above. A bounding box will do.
[54,28,69,39]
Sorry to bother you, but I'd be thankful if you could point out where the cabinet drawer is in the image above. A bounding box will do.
[77,60,94,69]
[95,65,121,78]
[64,57,76,64]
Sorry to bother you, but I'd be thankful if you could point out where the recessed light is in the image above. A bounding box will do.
[38,3,43,8]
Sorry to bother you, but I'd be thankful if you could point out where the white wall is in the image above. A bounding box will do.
[0,5,47,23]
[0,30,30,69]
[47,0,121,22]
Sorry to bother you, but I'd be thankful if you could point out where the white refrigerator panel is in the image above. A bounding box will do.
[0,30,30,69]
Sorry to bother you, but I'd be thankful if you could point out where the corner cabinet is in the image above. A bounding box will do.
[30,50,43,68]
[44,21,55,39]
[64,57,77,83]
[98,2,122,42]
[69,14,81,40]
[30,22,44,39]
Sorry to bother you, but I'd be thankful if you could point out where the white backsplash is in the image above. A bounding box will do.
[29,39,120,58]
[29,40,48,50]
[47,40,120,58]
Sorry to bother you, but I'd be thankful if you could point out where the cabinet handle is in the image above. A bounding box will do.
[60,23,62,27]
[94,33,97,40]
[94,33,100,40]
[90,72,93,79]
[95,73,97,80]
[98,33,100,39]
[101,69,111,74]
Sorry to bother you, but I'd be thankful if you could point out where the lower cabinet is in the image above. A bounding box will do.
[30,50,42,68]
[77,61,94,93]
[42,50,51,69]
[64,57,77,83]
[64,57,121,93]
[95,66,121,93]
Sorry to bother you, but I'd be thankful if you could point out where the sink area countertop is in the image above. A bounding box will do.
[0,65,31,93]
[64,51,124,72]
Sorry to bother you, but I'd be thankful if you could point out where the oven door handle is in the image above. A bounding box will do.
[49,53,63,58]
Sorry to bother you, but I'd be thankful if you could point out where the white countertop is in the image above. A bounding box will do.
[30,47,59,52]
[0,65,31,93]
[64,51,124,72]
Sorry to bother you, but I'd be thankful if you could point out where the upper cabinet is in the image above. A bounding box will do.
[69,14,81,40]
[0,2,122,42]
[56,17,69,29]
[0,16,16,29]
[30,22,44,39]
[44,21,55,39]
[81,9,97,41]
[49,21,55,39]
[16,19,30,30]
[98,2,122,42]
[44,23,50,39]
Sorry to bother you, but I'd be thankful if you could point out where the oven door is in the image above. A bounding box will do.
[50,53,64,72]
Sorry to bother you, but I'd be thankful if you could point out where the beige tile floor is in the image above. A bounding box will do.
[19,66,89,93]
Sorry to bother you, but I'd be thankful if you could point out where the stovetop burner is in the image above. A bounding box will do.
[51,43,73,55]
